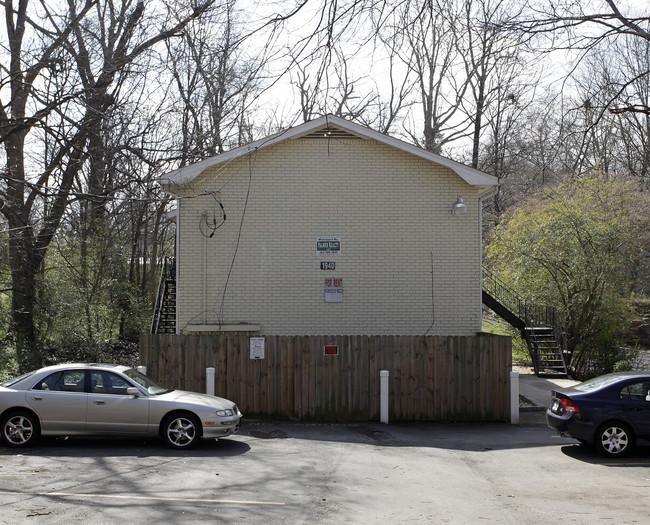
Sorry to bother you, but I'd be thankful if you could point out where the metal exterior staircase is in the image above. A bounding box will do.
[524,327,567,373]
[151,257,176,334]
[483,268,570,377]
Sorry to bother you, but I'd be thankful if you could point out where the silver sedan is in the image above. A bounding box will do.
[0,363,242,449]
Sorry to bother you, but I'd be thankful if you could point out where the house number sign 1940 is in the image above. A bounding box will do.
[321,262,336,270]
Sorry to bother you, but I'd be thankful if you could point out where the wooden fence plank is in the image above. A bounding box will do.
[278,336,288,417]
[367,335,377,420]
[303,336,313,419]
[310,335,321,419]
[260,336,271,415]
[294,336,303,420]
[425,337,432,419]
[226,336,238,407]
[356,335,370,420]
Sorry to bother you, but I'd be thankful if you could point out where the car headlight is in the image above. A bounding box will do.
[216,409,234,417]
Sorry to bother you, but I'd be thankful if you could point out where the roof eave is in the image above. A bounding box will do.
[158,115,499,191]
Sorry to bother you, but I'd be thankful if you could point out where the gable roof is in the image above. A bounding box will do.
[158,115,498,196]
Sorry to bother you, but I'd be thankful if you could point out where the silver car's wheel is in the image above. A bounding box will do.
[2,411,40,447]
[596,423,632,457]
[162,414,201,449]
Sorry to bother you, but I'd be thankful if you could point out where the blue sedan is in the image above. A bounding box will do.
[547,372,650,457]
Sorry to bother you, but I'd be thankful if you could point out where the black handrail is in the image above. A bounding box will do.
[483,267,570,367]
[482,268,526,321]
[151,257,175,334]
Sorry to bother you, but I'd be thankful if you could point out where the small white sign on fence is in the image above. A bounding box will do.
[250,337,265,359]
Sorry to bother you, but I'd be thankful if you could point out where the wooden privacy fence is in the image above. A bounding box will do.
[139,334,512,422]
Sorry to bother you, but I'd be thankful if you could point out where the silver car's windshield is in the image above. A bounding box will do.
[124,369,172,395]
[1,371,35,388]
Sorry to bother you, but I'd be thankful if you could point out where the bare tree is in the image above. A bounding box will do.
[393,0,473,153]
[551,35,650,185]
[0,0,214,369]
[365,41,415,134]
[166,1,268,163]
[513,0,650,115]
[480,68,538,216]
[290,50,325,123]
[460,0,528,168]
[290,44,378,123]
[607,37,650,182]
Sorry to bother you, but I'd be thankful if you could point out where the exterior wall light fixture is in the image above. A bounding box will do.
[452,194,467,214]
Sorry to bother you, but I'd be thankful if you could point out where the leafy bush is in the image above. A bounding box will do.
[486,173,650,378]
[0,341,19,383]
[41,337,140,368]
[37,233,151,344]
[483,314,530,364]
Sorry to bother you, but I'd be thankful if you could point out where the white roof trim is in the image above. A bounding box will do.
[158,115,498,193]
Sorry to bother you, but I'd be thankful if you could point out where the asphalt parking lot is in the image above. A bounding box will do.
[1,411,650,524]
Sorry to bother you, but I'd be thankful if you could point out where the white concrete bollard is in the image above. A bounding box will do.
[137,366,147,376]
[206,367,215,396]
[510,370,519,425]
[380,370,389,424]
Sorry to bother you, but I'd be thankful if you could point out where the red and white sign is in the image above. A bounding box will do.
[324,278,343,303]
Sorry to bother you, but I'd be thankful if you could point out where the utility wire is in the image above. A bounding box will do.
[0,173,222,204]
[217,146,255,327]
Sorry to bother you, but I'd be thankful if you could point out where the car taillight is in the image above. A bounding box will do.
[561,397,580,413]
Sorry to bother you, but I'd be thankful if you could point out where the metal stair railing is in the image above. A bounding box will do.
[524,327,569,376]
[151,257,176,334]
[482,269,526,323]
[483,268,570,376]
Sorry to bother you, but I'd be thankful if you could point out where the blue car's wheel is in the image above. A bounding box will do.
[595,422,633,457]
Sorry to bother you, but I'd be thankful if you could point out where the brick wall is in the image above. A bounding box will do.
[173,137,481,336]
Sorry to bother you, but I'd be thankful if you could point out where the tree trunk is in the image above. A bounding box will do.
[8,234,40,370]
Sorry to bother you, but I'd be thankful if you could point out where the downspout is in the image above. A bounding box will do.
[204,225,207,324]
[478,193,483,330]
[175,198,180,334]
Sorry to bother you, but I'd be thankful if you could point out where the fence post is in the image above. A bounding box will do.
[137,366,147,376]
[206,367,215,396]
[510,370,519,425]
[380,370,389,424]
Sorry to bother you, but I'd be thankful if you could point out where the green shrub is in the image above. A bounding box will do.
[486,173,649,378]
[0,342,19,382]
[483,314,530,365]
[41,337,140,368]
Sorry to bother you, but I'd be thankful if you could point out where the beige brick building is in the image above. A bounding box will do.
[159,115,498,336]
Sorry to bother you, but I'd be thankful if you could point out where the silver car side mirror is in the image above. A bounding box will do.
[126,387,141,397]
